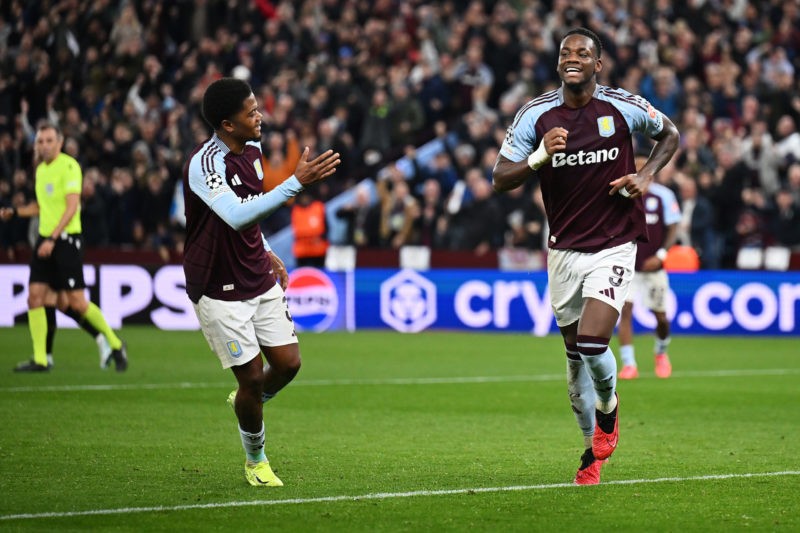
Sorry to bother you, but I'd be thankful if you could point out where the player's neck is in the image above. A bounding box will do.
[562,80,596,108]
[216,131,245,155]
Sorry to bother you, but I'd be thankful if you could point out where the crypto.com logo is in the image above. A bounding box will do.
[380,269,437,333]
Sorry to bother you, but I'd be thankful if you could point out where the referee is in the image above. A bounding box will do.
[0,123,128,372]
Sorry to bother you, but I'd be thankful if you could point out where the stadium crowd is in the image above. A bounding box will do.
[1,0,799,269]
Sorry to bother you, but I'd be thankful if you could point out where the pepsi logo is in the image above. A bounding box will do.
[285,267,339,332]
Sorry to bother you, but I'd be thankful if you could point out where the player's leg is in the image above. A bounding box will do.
[16,243,57,371]
[254,284,301,402]
[43,288,59,366]
[16,282,52,371]
[560,321,595,450]
[64,290,127,370]
[193,294,282,487]
[617,300,639,379]
[230,355,282,487]
[549,249,602,483]
[645,270,672,378]
[653,310,672,378]
[578,242,636,460]
[57,291,111,367]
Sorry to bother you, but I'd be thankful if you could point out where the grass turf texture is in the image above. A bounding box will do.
[0,326,798,531]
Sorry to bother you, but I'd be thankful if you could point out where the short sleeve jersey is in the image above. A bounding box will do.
[35,153,82,236]
[636,182,682,270]
[499,85,665,252]
[183,135,275,303]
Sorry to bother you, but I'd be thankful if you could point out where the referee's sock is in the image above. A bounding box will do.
[82,302,123,350]
[27,307,49,366]
[45,306,57,355]
[63,307,101,339]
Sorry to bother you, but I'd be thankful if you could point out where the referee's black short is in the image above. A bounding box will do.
[29,234,86,291]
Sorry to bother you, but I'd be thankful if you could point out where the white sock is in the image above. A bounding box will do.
[655,336,671,355]
[579,347,618,413]
[239,423,267,463]
[566,356,596,440]
[619,344,636,367]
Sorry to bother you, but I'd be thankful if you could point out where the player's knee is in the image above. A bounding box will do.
[576,335,610,356]
[284,354,301,378]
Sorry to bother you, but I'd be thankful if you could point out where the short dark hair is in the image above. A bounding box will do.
[563,27,602,58]
[36,121,62,138]
[201,77,253,130]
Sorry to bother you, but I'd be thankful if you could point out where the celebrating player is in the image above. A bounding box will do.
[492,28,679,485]
[183,78,339,487]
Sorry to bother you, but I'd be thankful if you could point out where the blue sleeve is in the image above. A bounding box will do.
[657,186,682,226]
[500,110,537,163]
[209,177,303,230]
[187,152,303,230]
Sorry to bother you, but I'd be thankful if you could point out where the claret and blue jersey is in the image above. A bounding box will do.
[182,135,299,303]
[500,84,665,253]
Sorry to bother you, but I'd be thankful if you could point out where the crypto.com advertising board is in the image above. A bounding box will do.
[0,266,798,335]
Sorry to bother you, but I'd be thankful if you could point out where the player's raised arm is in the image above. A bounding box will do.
[493,127,569,193]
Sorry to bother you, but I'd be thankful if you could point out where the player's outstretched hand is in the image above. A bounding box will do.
[294,147,341,186]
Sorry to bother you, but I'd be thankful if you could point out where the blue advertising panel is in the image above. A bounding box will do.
[355,269,800,336]
[1,265,797,335]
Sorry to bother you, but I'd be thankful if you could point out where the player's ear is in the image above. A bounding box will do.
[595,57,603,74]
[220,119,235,134]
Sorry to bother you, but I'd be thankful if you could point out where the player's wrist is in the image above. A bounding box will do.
[527,141,551,171]
[656,248,668,261]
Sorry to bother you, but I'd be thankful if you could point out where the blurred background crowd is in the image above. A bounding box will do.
[1,0,799,269]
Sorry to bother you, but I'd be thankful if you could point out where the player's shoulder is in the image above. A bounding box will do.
[188,136,229,174]
[595,84,651,113]
[511,88,563,128]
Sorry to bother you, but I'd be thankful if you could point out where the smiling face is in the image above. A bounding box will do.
[557,33,602,90]
[223,93,262,143]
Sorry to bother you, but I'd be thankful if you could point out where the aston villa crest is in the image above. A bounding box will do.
[597,116,615,137]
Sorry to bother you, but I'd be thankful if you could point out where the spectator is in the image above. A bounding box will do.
[290,190,328,268]
[414,178,447,249]
[335,182,380,248]
[80,167,110,246]
[769,188,800,248]
[389,82,425,149]
[773,115,800,170]
[449,169,503,253]
[677,175,719,269]
[0,0,797,265]
[260,130,300,233]
[359,88,393,170]
[377,165,419,249]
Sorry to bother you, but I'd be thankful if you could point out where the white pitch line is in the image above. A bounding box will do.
[1,470,799,522]
[2,368,800,393]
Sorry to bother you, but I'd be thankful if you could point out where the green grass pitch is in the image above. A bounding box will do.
[1,326,798,531]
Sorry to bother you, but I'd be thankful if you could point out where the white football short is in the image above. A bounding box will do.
[626,269,669,313]
[193,283,298,369]
[547,241,636,327]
